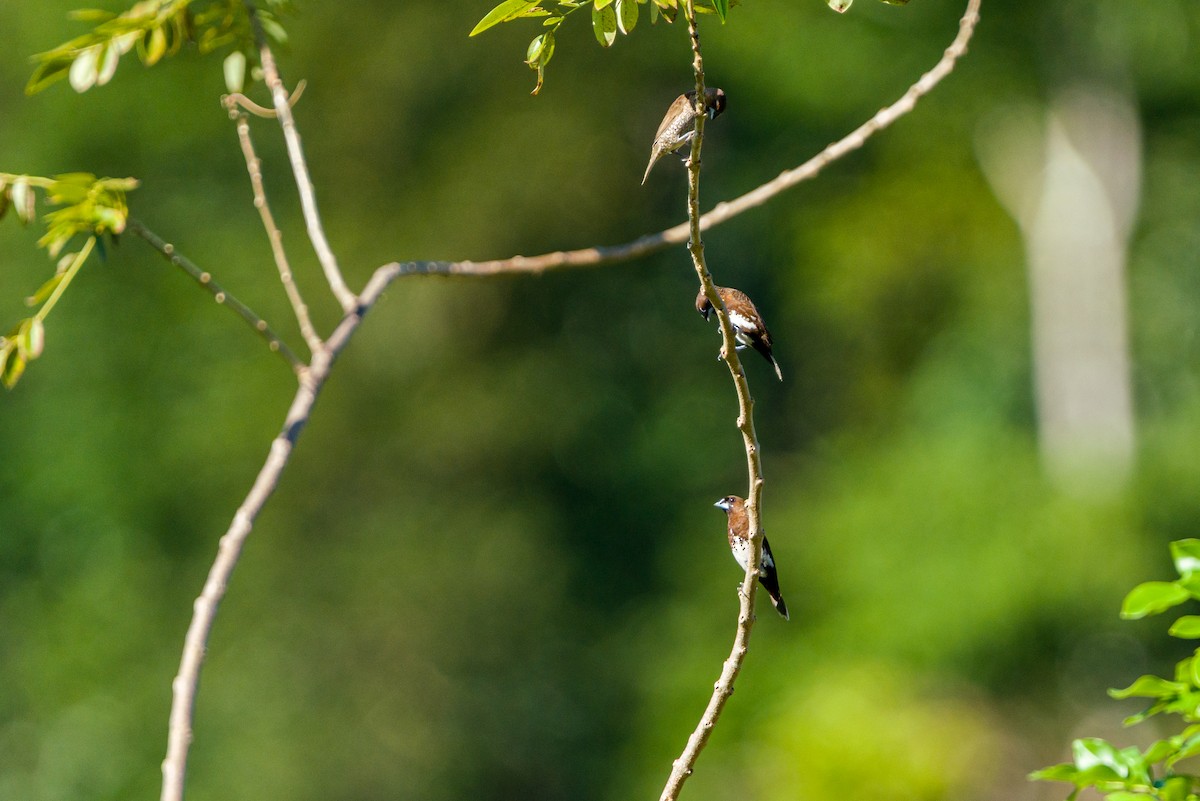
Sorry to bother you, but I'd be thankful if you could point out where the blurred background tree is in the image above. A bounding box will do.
[1,1,1198,800]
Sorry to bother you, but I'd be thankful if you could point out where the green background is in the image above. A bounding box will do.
[1,1,1198,799]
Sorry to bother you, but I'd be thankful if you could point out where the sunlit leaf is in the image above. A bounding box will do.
[616,0,638,33]
[1171,616,1200,639]
[828,0,852,11]
[592,3,617,46]
[470,0,540,36]
[1172,539,1200,578]
[11,180,34,224]
[1122,581,1190,619]
[1109,674,1187,700]
[97,43,120,86]
[20,318,45,359]
[142,25,167,65]
[68,46,100,92]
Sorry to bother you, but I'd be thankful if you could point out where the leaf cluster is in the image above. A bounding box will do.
[0,173,137,387]
[1032,540,1200,801]
[469,0,734,94]
[26,0,293,95]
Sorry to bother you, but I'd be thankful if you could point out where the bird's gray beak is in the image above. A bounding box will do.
[714,499,729,510]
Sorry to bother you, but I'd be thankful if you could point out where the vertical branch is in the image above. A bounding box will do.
[223,97,325,354]
[243,1,358,313]
[660,4,767,801]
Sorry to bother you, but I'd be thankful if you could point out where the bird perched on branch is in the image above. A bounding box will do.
[641,87,727,184]
[714,495,789,620]
[696,286,783,381]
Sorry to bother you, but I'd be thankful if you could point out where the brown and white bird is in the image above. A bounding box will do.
[714,495,789,620]
[641,87,727,184]
[696,286,783,381]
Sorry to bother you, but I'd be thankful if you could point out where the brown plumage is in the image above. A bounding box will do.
[696,286,783,381]
[714,495,789,620]
[642,87,727,185]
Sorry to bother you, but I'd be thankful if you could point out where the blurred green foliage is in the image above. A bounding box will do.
[1,1,1200,800]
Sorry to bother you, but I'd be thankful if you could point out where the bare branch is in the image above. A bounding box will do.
[127,218,305,374]
[223,97,325,353]
[385,0,982,280]
[159,264,391,801]
[658,6,765,801]
[243,1,358,313]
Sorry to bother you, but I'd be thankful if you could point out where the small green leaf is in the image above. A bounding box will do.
[1029,763,1078,783]
[1167,732,1200,766]
[1170,616,1200,639]
[142,25,168,66]
[470,0,540,36]
[20,318,44,359]
[1122,581,1191,619]
[594,0,616,8]
[224,51,246,93]
[96,44,119,86]
[1109,675,1187,700]
[712,0,729,21]
[25,272,65,307]
[616,0,638,33]
[592,3,617,46]
[1,340,27,388]
[1172,539,1200,578]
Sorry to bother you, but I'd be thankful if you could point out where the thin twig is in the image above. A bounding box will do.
[659,6,765,801]
[243,1,358,312]
[223,97,324,354]
[128,219,305,374]
[382,0,982,280]
[159,265,386,801]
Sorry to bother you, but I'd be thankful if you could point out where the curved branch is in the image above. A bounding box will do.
[159,265,391,801]
[387,0,981,280]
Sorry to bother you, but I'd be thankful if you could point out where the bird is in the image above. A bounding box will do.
[641,87,727,184]
[714,495,789,620]
[696,286,783,381]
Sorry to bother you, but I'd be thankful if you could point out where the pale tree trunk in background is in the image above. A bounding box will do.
[979,87,1141,496]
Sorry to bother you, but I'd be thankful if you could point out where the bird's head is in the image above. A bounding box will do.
[695,289,715,320]
[714,495,743,513]
[706,88,727,119]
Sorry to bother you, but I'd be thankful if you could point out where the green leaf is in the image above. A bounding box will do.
[1170,616,1200,639]
[616,0,638,33]
[470,0,540,36]
[19,318,44,359]
[1029,763,1078,783]
[1104,793,1150,801]
[592,3,617,46]
[1122,581,1191,619]
[25,272,65,307]
[1173,539,1200,578]
[1109,674,1187,700]
[142,25,167,66]
[712,0,729,21]
[594,0,616,8]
